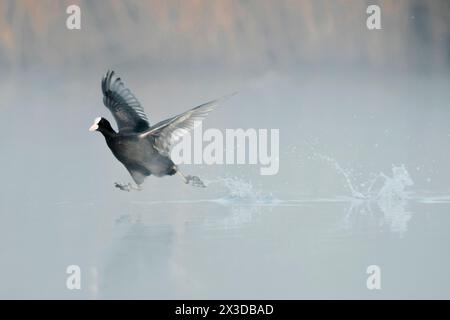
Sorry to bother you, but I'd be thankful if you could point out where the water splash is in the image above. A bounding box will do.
[215,206,261,230]
[337,164,414,235]
[314,149,413,202]
[314,153,366,199]
[206,176,279,205]
[310,147,414,235]
[376,164,414,202]
[200,176,279,230]
[375,165,413,235]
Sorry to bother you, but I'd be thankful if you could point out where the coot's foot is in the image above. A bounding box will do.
[175,169,206,188]
[114,182,131,191]
[186,175,206,188]
[114,182,142,191]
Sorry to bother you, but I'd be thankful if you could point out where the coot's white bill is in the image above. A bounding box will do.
[89,117,102,131]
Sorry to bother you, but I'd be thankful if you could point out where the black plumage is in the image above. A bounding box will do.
[90,70,222,191]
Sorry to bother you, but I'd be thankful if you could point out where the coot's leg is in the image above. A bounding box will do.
[176,170,188,184]
[130,184,143,191]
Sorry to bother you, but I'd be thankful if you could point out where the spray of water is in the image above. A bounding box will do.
[311,149,414,235]
[376,164,414,201]
[314,153,366,199]
[205,176,278,205]
[313,149,413,202]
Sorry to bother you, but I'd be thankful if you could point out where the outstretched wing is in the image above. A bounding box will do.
[139,96,231,156]
[102,70,150,133]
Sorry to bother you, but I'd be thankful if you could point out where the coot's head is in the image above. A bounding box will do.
[89,117,114,133]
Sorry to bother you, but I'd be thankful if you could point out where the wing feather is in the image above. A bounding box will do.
[139,95,233,156]
[101,70,150,133]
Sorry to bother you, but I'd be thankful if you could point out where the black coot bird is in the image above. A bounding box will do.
[90,70,222,191]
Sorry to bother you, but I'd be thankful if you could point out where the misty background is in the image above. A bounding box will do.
[1,0,450,73]
[1,0,450,299]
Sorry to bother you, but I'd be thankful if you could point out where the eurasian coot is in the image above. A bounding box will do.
[89,70,222,191]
